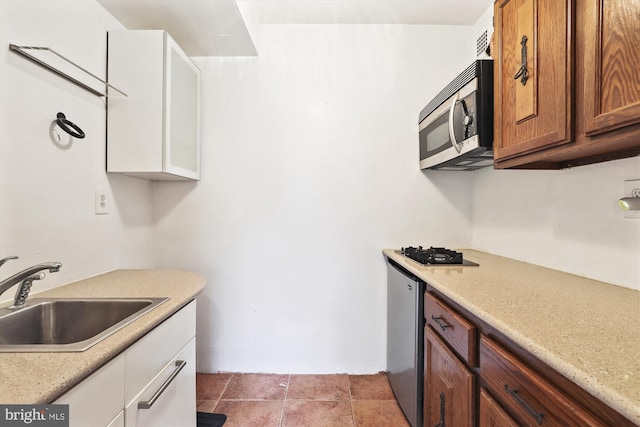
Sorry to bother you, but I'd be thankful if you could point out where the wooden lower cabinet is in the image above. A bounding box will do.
[480,335,606,427]
[425,292,476,365]
[479,388,519,427]
[424,325,474,427]
[422,289,635,426]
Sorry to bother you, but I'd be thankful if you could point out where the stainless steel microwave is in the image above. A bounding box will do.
[419,60,494,171]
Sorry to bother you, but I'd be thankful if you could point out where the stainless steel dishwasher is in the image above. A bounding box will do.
[386,258,424,427]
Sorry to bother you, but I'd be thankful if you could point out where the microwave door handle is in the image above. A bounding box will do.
[448,93,462,153]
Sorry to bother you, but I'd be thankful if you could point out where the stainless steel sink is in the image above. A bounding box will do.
[0,297,168,352]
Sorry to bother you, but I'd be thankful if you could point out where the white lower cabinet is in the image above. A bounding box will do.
[54,354,125,427]
[106,412,125,427]
[125,339,196,427]
[54,300,197,427]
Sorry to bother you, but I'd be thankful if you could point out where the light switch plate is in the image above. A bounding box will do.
[95,188,109,215]
[623,179,640,219]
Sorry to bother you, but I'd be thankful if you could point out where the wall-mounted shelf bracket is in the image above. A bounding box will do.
[9,44,127,98]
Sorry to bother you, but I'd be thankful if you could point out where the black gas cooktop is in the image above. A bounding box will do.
[396,246,479,266]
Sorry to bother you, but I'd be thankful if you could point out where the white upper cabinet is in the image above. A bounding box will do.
[107,30,200,181]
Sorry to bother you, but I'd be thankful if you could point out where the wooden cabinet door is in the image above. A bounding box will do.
[479,388,519,427]
[493,0,573,161]
[583,0,640,135]
[424,326,473,427]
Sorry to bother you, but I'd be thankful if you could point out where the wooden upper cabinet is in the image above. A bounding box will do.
[583,0,640,136]
[493,0,573,161]
[492,0,640,169]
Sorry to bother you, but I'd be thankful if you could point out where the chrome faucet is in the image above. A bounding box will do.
[0,257,62,307]
[10,272,45,309]
[0,256,18,269]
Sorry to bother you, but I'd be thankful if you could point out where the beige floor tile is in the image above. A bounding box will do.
[287,374,350,400]
[352,400,410,427]
[282,400,354,427]
[196,372,233,400]
[214,400,284,427]
[349,373,395,400]
[199,372,407,426]
[196,399,217,413]
[222,373,289,400]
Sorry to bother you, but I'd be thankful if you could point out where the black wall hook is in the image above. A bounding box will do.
[56,112,85,139]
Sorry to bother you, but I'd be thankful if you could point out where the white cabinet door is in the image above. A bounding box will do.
[165,35,200,180]
[125,338,196,427]
[107,30,200,181]
[52,300,197,427]
[54,354,125,427]
[124,301,196,404]
[106,411,124,427]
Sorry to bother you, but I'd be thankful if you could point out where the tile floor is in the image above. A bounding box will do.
[196,372,411,427]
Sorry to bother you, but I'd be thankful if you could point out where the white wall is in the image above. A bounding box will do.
[154,24,476,374]
[471,158,640,290]
[0,0,156,302]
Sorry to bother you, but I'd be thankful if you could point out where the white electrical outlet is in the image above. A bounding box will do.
[95,188,110,215]
[622,179,640,219]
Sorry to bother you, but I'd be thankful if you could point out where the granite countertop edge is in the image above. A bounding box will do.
[383,248,640,425]
[0,269,206,404]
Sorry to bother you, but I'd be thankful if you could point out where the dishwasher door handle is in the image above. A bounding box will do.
[138,360,187,409]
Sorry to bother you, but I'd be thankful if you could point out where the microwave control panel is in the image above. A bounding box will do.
[453,93,477,142]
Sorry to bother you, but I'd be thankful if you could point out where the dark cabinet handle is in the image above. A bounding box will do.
[434,392,445,427]
[431,315,450,332]
[504,384,544,425]
[513,35,529,86]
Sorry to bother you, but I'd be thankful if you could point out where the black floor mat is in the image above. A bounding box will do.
[197,411,226,427]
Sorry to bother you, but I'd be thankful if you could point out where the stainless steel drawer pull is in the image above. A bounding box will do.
[504,384,544,425]
[431,315,450,332]
[138,360,187,409]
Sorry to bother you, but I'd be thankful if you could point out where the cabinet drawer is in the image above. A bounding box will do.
[425,292,476,365]
[479,388,518,427]
[480,336,605,427]
[126,338,196,427]
[54,353,125,427]
[125,300,196,405]
[106,411,124,427]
